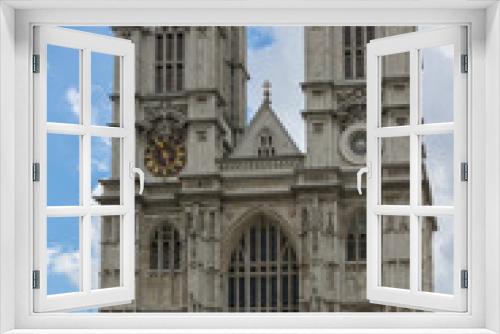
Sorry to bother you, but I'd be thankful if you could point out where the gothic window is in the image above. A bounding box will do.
[343,26,375,80]
[227,217,299,312]
[346,209,367,261]
[155,27,185,93]
[150,223,182,272]
[344,27,352,79]
[258,131,276,157]
[312,122,324,134]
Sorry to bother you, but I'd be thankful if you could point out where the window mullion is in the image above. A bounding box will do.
[409,49,420,294]
[173,32,177,91]
[350,27,355,80]
[245,226,250,310]
[163,31,167,93]
[81,47,92,293]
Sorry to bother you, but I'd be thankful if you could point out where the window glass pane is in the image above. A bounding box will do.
[419,45,454,124]
[345,50,352,79]
[380,136,410,205]
[166,65,173,91]
[381,215,410,289]
[356,49,364,78]
[47,45,80,124]
[91,52,120,127]
[47,217,81,295]
[177,64,184,91]
[166,33,173,61]
[155,34,163,61]
[92,216,121,290]
[91,137,120,206]
[47,134,80,206]
[421,134,454,206]
[155,65,163,93]
[421,216,454,294]
[355,27,363,47]
[344,27,351,47]
[177,33,184,61]
[380,52,410,127]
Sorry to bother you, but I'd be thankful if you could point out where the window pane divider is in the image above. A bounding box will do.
[81,47,92,294]
[46,122,127,137]
[374,122,454,138]
[409,48,419,294]
[45,205,127,217]
[374,205,454,216]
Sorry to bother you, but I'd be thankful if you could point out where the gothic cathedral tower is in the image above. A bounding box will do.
[111,27,247,179]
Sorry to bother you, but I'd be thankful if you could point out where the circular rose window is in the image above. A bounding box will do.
[339,123,367,165]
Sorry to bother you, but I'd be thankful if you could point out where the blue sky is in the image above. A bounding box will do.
[247,27,276,49]
[46,26,454,303]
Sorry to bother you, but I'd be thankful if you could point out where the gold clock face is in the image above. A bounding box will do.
[145,133,186,177]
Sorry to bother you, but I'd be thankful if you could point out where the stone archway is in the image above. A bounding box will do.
[225,213,299,312]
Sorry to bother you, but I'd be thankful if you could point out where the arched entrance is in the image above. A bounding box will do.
[226,214,299,312]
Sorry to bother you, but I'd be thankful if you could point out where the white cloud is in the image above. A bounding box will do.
[91,183,104,205]
[65,87,80,117]
[91,84,113,126]
[92,137,112,174]
[46,220,102,291]
[47,245,80,288]
[93,159,110,173]
[247,27,305,151]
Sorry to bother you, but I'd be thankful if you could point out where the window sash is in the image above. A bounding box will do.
[366,26,468,312]
[32,26,136,312]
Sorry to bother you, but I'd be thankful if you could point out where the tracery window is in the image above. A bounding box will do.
[343,26,375,80]
[257,132,276,157]
[346,209,367,262]
[155,27,185,93]
[150,223,182,272]
[227,216,299,312]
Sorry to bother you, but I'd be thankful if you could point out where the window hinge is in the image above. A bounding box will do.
[461,162,468,182]
[32,163,40,182]
[461,54,468,73]
[32,270,40,289]
[32,54,40,73]
[461,269,468,289]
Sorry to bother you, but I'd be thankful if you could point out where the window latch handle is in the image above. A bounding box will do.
[130,163,145,195]
[357,164,370,195]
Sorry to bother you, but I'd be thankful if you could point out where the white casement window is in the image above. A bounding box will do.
[3,2,500,332]
[32,26,142,312]
[362,26,467,312]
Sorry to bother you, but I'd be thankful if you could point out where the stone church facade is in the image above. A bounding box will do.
[97,26,435,312]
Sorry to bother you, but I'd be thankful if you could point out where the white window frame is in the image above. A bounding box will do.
[0,1,499,333]
[32,26,136,312]
[365,26,468,312]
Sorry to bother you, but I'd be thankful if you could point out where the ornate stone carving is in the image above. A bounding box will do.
[144,106,187,176]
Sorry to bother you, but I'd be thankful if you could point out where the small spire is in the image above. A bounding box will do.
[262,80,271,106]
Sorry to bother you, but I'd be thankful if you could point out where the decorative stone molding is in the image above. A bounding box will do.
[339,122,367,165]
